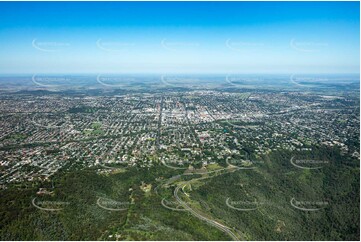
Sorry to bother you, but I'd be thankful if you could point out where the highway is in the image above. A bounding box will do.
[174,185,240,241]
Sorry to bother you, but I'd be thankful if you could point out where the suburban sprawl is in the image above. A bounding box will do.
[0,75,359,240]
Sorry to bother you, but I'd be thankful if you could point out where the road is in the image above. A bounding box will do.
[174,185,240,241]
[156,96,164,150]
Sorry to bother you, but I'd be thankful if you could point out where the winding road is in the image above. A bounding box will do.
[174,185,240,241]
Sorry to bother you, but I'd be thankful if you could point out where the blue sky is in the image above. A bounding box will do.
[0,1,359,74]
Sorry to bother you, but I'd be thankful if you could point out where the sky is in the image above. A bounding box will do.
[0,1,359,74]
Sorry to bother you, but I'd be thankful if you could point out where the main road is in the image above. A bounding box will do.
[174,185,240,241]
